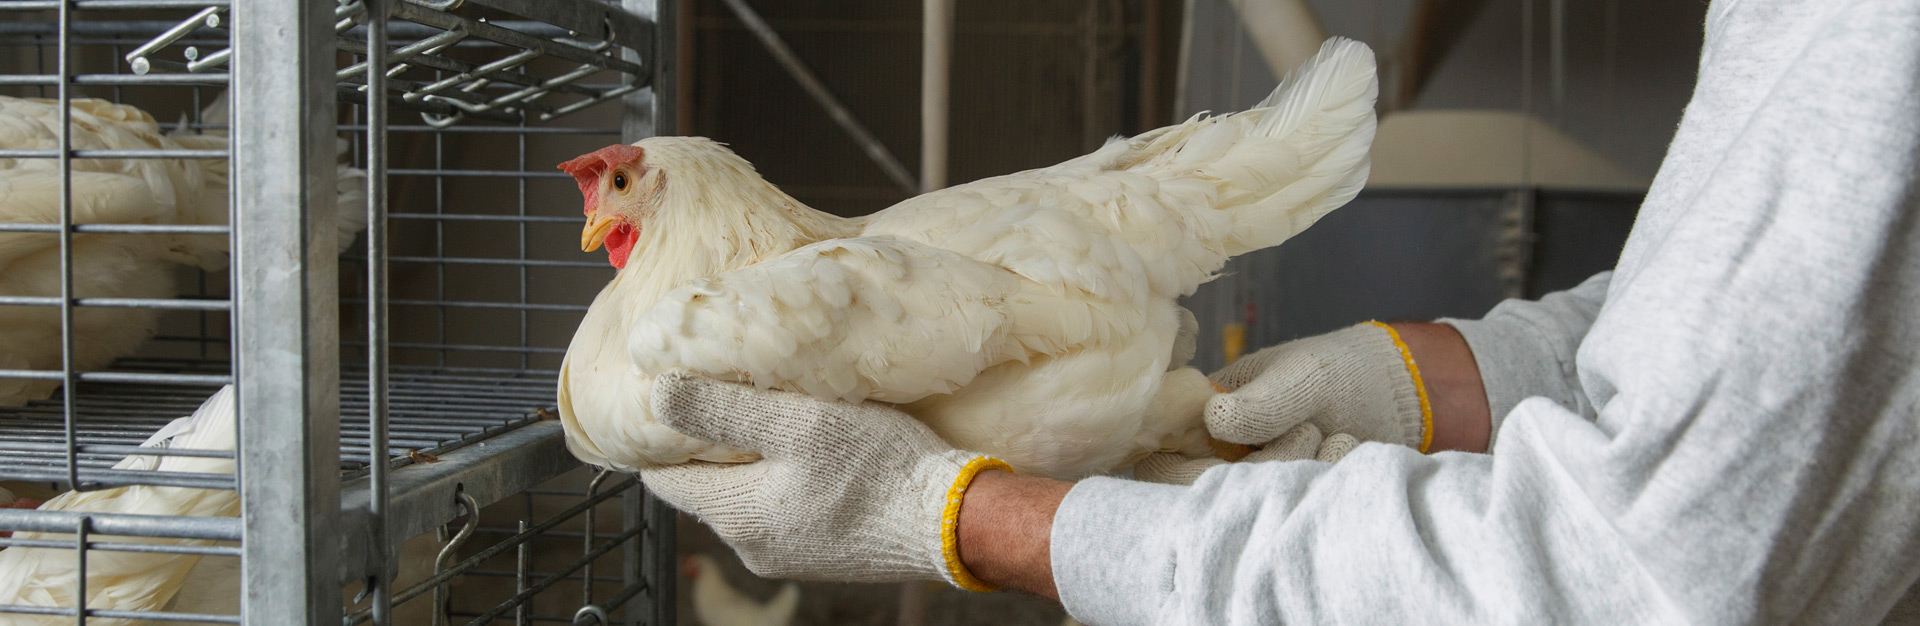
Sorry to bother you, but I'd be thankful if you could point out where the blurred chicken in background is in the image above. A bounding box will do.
[0,94,368,406]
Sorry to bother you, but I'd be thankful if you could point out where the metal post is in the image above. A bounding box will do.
[366,0,395,624]
[232,1,344,624]
[621,1,676,618]
[55,0,79,495]
[919,0,953,193]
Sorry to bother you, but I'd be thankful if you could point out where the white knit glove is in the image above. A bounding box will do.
[1207,321,1432,454]
[639,372,1008,591]
[1134,422,1361,485]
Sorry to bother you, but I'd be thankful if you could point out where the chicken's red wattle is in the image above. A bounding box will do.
[605,223,636,269]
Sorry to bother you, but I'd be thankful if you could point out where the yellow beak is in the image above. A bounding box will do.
[581,213,619,252]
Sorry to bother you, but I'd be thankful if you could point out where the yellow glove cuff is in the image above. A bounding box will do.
[1368,321,1435,453]
[941,456,1013,592]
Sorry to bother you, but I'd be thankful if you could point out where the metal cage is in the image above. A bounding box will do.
[0,0,676,624]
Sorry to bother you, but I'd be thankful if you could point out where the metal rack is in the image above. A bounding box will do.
[0,0,676,624]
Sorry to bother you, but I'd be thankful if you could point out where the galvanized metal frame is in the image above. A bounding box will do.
[232,1,345,622]
[0,0,677,624]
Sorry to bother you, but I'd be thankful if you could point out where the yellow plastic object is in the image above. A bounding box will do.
[1222,323,1248,365]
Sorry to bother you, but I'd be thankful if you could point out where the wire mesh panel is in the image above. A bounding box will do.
[0,1,675,624]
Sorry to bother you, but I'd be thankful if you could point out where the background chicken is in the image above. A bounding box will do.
[685,553,801,626]
[0,385,238,626]
[0,94,368,406]
[0,384,444,625]
[557,38,1376,480]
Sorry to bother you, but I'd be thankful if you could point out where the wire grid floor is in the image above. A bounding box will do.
[0,358,558,486]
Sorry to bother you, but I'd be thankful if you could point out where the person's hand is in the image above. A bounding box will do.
[1209,321,1434,454]
[1134,422,1359,484]
[639,371,1007,591]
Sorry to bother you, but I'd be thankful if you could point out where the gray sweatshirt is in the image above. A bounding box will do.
[1050,1,1920,623]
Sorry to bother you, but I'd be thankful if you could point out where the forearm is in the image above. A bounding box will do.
[955,469,1071,599]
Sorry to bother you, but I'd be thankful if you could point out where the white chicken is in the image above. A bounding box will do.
[0,385,444,626]
[0,95,368,406]
[0,385,239,626]
[684,553,801,626]
[557,38,1377,479]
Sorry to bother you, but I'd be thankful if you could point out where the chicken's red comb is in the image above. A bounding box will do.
[557,144,645,215]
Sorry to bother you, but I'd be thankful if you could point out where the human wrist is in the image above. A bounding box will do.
[1386,321,1490,453]
[932,455,1012,591]
[956,470,1071,599]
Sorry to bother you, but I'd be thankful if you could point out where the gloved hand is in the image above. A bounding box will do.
[1133,422,1361,485]
[1207,321,1432,454]
[639,371,1007,591]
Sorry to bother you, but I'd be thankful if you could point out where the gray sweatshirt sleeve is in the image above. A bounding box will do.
[1052,1,1920,623]
[1441,272,1611,447]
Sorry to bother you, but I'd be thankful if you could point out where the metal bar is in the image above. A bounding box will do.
[387,212,577,223]
[339,124,618,135]
[340,298,589,312]
[122,6,221,65]
[0,603,241,624]
[233,0,344,622]
[381,342,569,355]
[0,0,231,9]
[367,2,396,624]
[519,107,532,371]
[391,256,605,269]
[0,296,231,311]
[0,223,230,234]
[0,537,239,557]
[185,47,230,73]
[0,370,231,385]
[0,509,239,541]
[642,492,675,626]
[714,0,917,193]
[0,440,233,458]
[388,169,570,178]
[73,518,87,626]
[537,84,641,121]
[0,465,235,490]
[621,485,642,626]
[58,0,79,493]
[0,74,230,86]
[0,149,228,159]
[515,520,532,626]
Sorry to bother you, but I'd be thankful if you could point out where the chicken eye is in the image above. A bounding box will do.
[612,172,629,191]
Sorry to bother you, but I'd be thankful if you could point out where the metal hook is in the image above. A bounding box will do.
[580,468,614,610]
[431,491,480,626]
[572,605,609,625]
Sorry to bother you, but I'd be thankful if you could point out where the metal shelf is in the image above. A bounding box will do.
[74,0,657,127]
[0,358,559,489]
